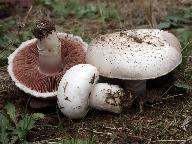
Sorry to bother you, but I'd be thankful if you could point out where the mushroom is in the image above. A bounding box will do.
[86,29,182,108]
[57,64,99,119]
[90,83,133,114]
[8,19,88,107]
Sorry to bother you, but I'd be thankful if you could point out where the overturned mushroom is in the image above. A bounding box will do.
[86,29,182,107]
[90,83,133,114]
[8,19,87,106]
[57,64,99,119]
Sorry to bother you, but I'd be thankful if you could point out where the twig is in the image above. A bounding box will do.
[161,85,174,97]
[141,0,157,28]
[33,137,62,144]
[93,129,113,135]
[104,126,117,130]
[162,94,183,100]
[0,40,15,55]
[152,136,192,143]
[181,40,192,53]
[17,5,33,35]
[152,139,185,142]
[151,94,183,107]
[84,127,113,136]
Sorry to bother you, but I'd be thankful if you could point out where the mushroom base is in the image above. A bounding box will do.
[123,80,147,99]
[99,76,147,100]
[123,80,147,110]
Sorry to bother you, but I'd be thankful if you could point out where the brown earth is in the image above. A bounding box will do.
[0,0,192,143]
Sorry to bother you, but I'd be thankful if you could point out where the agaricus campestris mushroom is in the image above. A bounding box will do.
[57,64,99,119]
[8,19,88,103]
[90,83,133,114]
[86,29,182,106]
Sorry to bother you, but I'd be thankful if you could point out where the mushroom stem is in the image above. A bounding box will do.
[37,31,62,74]
[33,19,63,74]
[123,80,147,101]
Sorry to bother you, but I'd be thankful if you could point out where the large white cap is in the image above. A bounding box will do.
[57,64,99,119]
[90,83,125,114]
[86,29,182,80]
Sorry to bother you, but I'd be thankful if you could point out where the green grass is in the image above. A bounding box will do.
[0,0,121,68]
[0,102,44,144]
[157,8,192,91]
[36,0,120,22]
[97,3,121,23]
[0,17,33,67]
[158,7,192,29]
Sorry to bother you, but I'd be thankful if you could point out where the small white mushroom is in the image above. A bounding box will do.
[90,83,125,114]
[57,64,99,119]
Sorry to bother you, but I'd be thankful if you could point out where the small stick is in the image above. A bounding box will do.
[150,94,183,107]
[162,94,183,100]
[152,136,192,143]
[161,85,174,97]
[93,130,113,135]
[33,137,62,144]
[17,5,33,35]
[181,40,192,53]
[152,139,185,142]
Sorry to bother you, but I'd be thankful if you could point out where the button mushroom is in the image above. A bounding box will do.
[90,83,133,114]
[57,64,99,119]
[86,29,182,108]
[8,19,88,106]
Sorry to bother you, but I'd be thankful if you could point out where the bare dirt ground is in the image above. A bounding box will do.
[0,0,192,143]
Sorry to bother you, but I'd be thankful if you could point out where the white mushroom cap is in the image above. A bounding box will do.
[90,83,125,114]
[86,29,182,80]
[57,64,99,119]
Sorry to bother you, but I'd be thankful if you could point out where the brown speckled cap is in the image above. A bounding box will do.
[86,29,182,80]
[8,33,88,98]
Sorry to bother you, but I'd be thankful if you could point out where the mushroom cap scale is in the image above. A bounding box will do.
[8,33,88,98]
[57,64,99,119]
[86,29,182,80]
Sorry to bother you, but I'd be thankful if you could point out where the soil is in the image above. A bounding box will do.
[0,0,192,143]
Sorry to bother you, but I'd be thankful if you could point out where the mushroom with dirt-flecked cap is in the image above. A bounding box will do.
[90,83,133,114]
[57,64,99,119]
[86,29,182,107]
[8,18,88,100]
